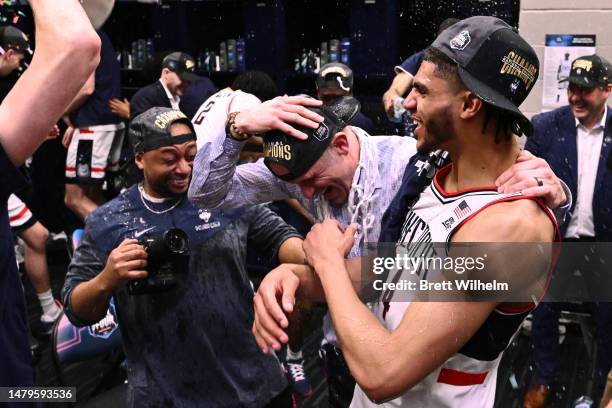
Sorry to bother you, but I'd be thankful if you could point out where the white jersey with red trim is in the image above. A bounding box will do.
[8,193,32,229]
[191,88,261,151]
[351,164,559,408]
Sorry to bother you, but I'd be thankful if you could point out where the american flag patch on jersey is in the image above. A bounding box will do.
[453,200,471,218]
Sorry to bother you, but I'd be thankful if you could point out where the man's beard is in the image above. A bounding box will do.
[416,109,455,154]
[149,175,191,198]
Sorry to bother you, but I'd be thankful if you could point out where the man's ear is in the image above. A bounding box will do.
[2,49,13,61]
[134,153,145,170]
[330,131,350,156]
[459,91,484,120]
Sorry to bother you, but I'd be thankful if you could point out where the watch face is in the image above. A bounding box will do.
[226,112,248,140]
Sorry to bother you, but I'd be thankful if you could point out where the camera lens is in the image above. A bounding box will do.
[164,228,189,254]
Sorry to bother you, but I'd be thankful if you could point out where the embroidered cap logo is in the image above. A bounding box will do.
[264,141,292,160]
[499,51,537,91]
[573,59,593,72]
[312,122,330,142]
[450,30,471,50]
[154,110,188,129]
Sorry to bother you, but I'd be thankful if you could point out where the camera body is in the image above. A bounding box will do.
[127,228,190,295]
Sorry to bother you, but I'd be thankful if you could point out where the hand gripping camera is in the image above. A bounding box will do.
[127,228,190,295]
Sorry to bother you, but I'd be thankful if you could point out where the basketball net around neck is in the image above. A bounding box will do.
[313,129,378,252]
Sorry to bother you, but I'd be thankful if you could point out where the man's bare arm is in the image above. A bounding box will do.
[252,256,362,353]
[277,237,306,265]
[64,72,96,115]
[303,201,554,402]
[188,96,322,209]
[382,72,413,115]
[0,0,100,167]
[70,275,115,324]
[70,239,147,324]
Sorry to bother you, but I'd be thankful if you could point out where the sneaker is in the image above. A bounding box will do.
[49,231,68,242]
[37,300,63,337]
[283,358,313,398]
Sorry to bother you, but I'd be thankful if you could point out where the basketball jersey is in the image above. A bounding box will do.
[558,59,572,89]
[191,88,260,150]
[351,164,559,408]
[7,193,32,229]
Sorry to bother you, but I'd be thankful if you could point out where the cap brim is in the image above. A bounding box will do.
[325,96,361,127]
[179,71,201,82]
[458,66,533,137]
[316,78,353,92]
[561,75,603,88]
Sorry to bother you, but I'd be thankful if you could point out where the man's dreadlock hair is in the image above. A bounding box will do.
[422,47,516,143]
[481,103,517,143]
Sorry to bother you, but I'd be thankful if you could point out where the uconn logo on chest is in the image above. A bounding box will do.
[399,211,432,245]
[381,210,436,306]
[195,209,221,231]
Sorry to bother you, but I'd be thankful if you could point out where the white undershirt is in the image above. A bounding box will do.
[139,183,172,202]
[159,79,180,110]
[565,105,607,238]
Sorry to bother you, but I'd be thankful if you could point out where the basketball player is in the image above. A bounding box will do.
[0,0,100,388]
[253,16,560,407]
[9,193,62,334]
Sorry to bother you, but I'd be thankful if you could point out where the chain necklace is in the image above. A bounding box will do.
[138,184,183,214]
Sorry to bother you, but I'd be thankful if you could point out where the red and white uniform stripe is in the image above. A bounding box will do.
[7,193,32,229]
[351,164,560,408]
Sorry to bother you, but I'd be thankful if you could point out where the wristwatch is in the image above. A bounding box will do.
[226,112,250,141]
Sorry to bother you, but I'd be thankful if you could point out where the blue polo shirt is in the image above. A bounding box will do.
[71,30,121,127]
[0,144,33,388]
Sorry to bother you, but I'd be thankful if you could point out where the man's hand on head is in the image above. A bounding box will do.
[98,239,148,292]
[495,150,567,209]
[233,95,323,140]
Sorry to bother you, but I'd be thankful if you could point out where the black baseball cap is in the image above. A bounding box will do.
[431,16,539,136]
[559,54,611,88]
[316,62,353,92]
[162,52,201,82]
[0,26,30,55]
[263,96,360,181]
[130,107,196,154]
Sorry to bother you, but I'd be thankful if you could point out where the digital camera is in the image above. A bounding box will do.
[127,228,190,295]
